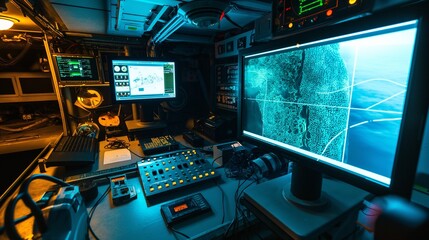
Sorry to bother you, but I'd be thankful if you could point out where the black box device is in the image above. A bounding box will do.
[160,193,211,226]
[110,174,137,205]
[139,135,179,155]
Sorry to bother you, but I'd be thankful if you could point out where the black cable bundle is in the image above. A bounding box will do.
[104,138,130,149]
[4,174,72,239]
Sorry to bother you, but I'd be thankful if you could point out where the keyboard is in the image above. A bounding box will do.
[63,148,197,184]
[46,136,98,167]
[64,163,138,184]
[55,135,94,152]
[64,148,220,197]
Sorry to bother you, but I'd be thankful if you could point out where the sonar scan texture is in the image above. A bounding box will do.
[245,44,350,161]
[244,25,415,178]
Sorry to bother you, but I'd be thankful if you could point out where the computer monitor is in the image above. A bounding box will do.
[52,54,102,85]
[238,3,428,207]
[107,56,177,124]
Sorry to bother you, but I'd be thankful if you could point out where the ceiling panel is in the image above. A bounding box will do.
[120,1,154,18]
[3,0,272,43]
[107,0,155,36]
[53,6,107,35]
[49,0,108,34]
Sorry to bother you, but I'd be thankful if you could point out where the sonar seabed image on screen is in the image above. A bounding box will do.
[243,28,416,177]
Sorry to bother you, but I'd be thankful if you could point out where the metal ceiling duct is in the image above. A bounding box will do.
[152,14,186,44]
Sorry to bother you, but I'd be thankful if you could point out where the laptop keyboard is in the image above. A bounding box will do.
[55,136,95,152]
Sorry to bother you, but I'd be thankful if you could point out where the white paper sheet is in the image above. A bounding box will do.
[103,149,131,164]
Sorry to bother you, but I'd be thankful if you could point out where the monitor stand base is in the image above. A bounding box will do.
[125,120,167,140]
[241,174,370,239]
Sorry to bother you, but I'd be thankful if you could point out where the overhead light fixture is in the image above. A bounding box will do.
[178,0,231,28]
[0,15,18,30]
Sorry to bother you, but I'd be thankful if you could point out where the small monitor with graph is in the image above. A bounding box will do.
[52,54,102,85]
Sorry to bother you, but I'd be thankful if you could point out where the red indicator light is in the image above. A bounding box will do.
[219,11,225,21]
[326,9,333,17]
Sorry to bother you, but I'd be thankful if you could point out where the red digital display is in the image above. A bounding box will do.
[173,203,188,212]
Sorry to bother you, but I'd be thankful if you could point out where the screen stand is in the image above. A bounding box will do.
[283,164,328,208]
[241,165,370,239]
[139,103,155,123]
[125,103,166,139]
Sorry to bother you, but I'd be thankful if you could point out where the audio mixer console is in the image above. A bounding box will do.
[138,149,219,198]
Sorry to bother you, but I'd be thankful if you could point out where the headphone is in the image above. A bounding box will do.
[251,152,288,177]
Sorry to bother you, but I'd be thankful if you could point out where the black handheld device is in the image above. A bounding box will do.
[160,193,211,226]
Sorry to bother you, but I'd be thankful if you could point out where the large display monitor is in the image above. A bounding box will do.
[107,56,177,123]
[239,2,428,207]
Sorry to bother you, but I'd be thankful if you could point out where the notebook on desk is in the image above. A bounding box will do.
[46,136,98,167]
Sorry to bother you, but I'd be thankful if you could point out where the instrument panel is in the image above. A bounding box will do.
[273,0,369,37]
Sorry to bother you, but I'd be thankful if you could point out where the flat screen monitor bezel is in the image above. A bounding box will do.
[52,54,102,85]
[237,7,429,199]
[107,56,177,104]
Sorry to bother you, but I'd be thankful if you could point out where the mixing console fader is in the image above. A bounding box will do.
[137,149,219,198]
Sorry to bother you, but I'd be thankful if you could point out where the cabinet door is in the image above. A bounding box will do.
[0,77,18,98]
[0,73,56,103]
[18,75,54,95]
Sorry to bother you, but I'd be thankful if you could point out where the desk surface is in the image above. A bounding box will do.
[2,135,428,240]
[92,136,242,239]
[0,125,63,155]
[0,135,269,240]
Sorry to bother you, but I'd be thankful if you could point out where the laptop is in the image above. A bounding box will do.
[46,136,98,167]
